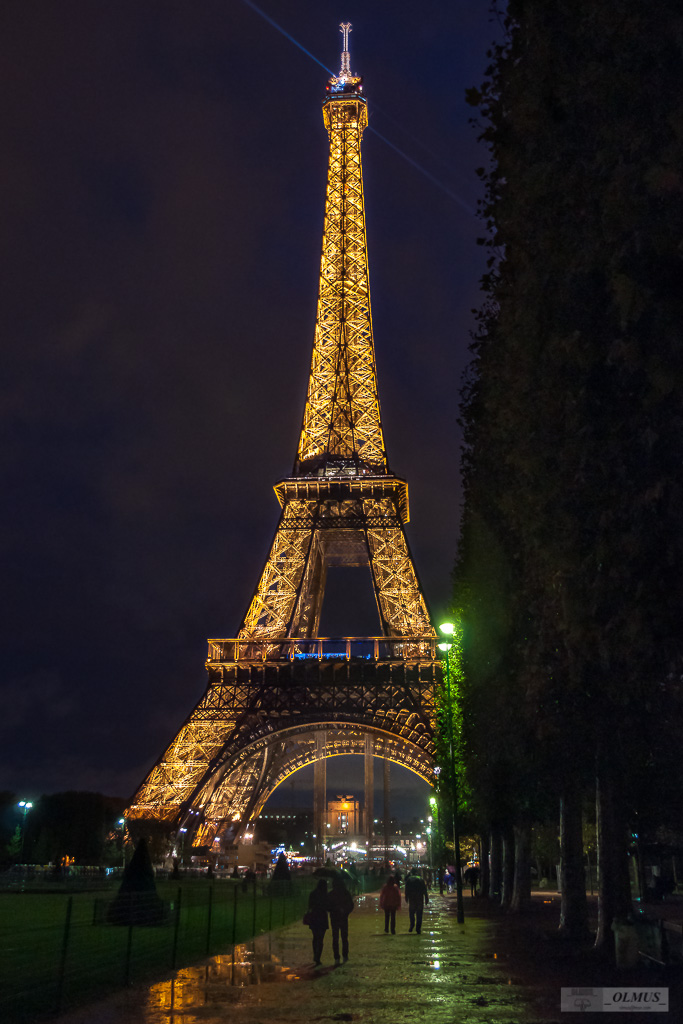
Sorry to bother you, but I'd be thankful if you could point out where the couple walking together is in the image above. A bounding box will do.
[380,870,429,934]
[306,876,355,966]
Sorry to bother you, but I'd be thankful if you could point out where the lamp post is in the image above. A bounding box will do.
[437,622,465,923]
[429,793,441,891]
[118,818,126,869]
[178,827,187,868]
[18,801,33,863]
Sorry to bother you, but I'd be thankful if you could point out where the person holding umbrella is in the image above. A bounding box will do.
[305,877,329,966]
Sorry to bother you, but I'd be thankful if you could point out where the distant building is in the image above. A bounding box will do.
[220,837,272,873]
[326,794,361,835]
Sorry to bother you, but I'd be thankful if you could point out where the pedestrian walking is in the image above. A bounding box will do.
[305,878,329,965]
[464,864,480,897]
[379,875,401,934]
[404,868,429,934]
[327,875,355,963]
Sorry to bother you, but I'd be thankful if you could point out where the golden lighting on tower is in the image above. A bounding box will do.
[127,26,438,844]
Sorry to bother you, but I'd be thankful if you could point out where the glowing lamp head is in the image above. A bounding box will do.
[439,622,455,635]
[437,642,452,652]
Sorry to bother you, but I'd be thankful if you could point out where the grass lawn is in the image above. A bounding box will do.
[0,877,309,1022]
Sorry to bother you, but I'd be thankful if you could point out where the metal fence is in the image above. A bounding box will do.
[0,876,311,1022]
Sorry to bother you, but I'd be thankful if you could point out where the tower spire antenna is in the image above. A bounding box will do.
[339,22,352,79]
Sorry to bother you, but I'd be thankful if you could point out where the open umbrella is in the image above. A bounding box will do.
[312,867,340,879]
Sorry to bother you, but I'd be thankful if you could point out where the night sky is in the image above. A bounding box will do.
[2,2,497,817]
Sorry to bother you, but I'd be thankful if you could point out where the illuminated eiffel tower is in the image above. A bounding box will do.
[128,26,439,853]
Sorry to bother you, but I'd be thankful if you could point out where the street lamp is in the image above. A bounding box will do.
[18,801,33,862]
[437,622,465,923]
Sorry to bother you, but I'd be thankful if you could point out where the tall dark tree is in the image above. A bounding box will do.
[0,792,19,867]
[456,0,683,951]
[31,791,126,865]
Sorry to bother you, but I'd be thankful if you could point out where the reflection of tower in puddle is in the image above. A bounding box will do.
[147,934,305,1013]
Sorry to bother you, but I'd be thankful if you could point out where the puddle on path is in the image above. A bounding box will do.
[146,933,311,1015]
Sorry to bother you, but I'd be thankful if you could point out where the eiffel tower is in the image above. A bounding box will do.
[127,25,440,853]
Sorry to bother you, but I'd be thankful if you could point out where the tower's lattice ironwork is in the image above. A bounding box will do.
[128,28,439,848]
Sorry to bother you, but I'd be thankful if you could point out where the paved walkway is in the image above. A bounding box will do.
[58,890,681,1024]
[57,891,562,1024]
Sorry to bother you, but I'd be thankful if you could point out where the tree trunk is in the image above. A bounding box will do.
[595,748,632,952]
[510,821,531,912]
[501,824,515,909]
[479,831,490,898]
[489,829,502,901]
[559,785,589,939]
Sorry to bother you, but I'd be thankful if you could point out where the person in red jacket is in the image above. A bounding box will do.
[379,875,401,934]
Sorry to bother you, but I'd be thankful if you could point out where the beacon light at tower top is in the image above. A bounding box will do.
[326,21,364,95]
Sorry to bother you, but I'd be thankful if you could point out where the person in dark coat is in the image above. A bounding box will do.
[307,878,329,965]
[379,875,401,934]
[404,869,430,934]
[327,876,354,963]
[464,865,480,896]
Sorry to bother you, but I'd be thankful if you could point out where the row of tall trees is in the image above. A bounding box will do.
[451,1,683,949]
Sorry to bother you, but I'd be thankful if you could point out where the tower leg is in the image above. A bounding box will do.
[383,752,390,872]
[314,733,327,864]
[364,734,374,856]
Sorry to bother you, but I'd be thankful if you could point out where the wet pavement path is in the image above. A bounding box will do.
[58,891,564,1024]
